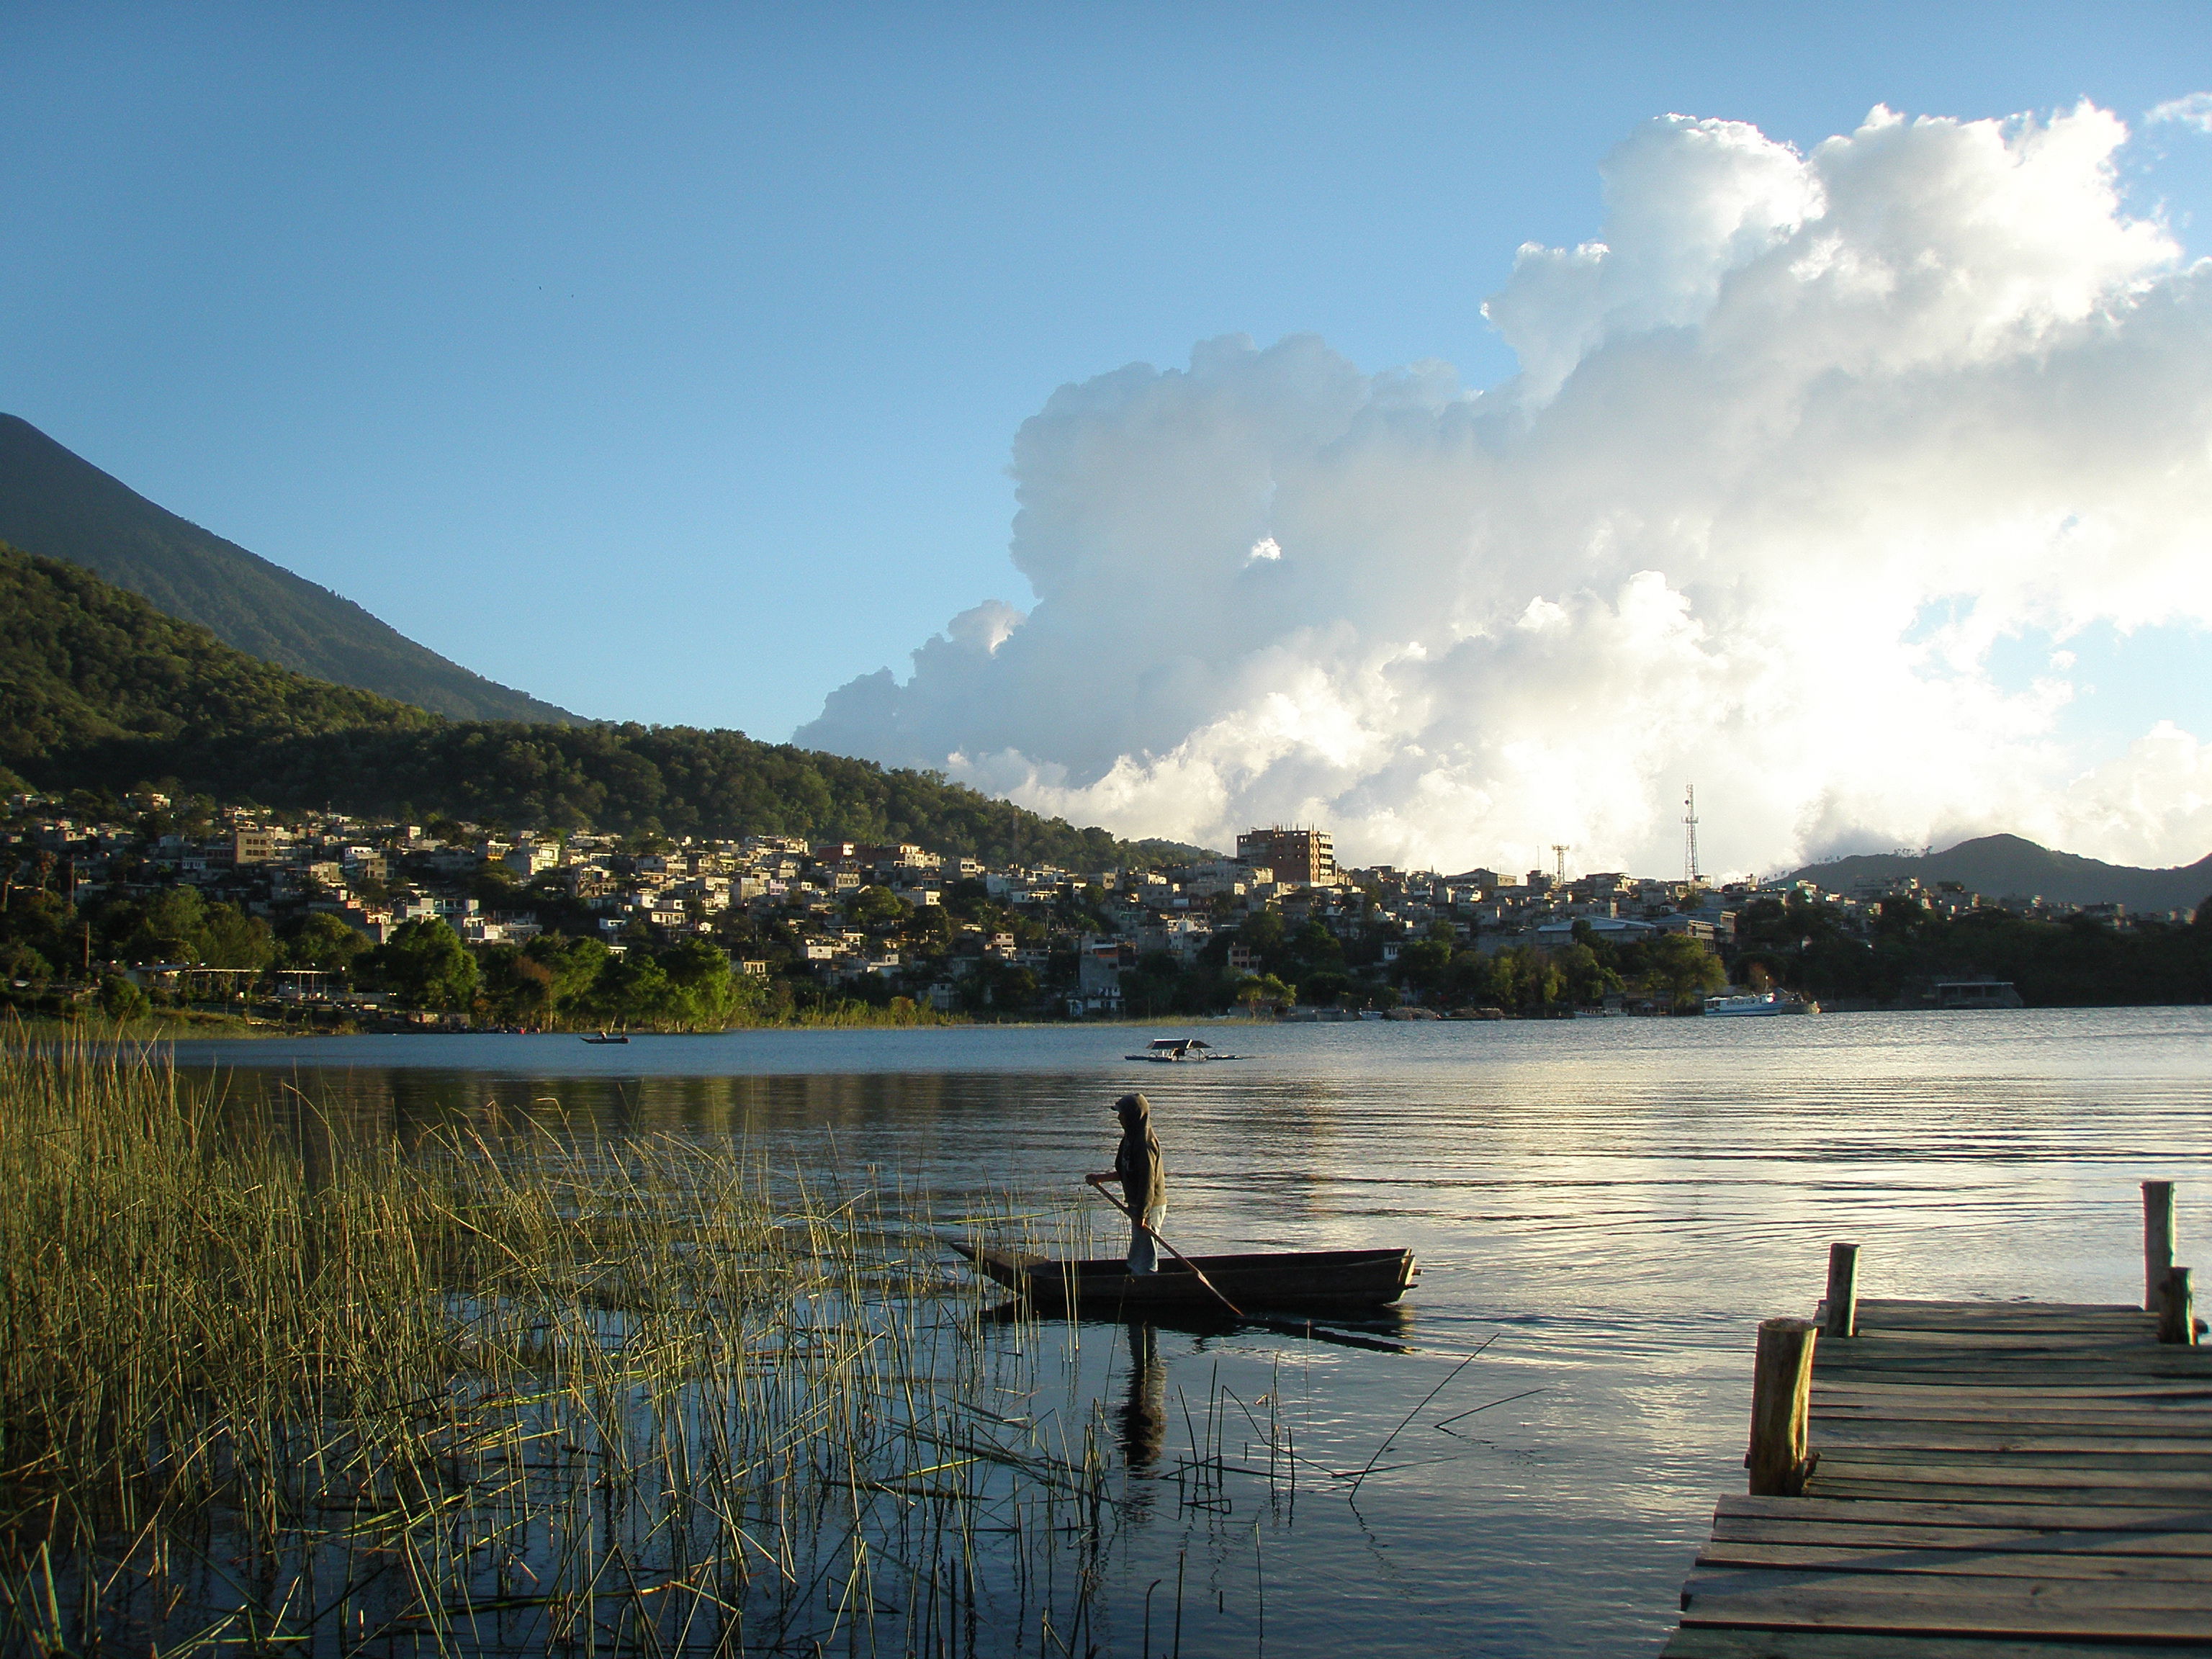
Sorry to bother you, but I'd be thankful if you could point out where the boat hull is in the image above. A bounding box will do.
[948,1242,1416,1315]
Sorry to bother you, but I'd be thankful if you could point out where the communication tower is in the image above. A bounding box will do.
[1552,843,1569,887]
[1683,785,1701,885]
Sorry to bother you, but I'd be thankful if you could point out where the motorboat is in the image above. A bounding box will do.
[1701,992,1817,1017]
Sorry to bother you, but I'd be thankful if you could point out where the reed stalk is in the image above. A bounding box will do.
[0,1028,1188,1655]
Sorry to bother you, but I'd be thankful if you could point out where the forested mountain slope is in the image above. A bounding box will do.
[1,547,1202,867]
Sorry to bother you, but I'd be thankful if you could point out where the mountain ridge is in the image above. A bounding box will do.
[1787,832,2212,913]
[0,414,578,724]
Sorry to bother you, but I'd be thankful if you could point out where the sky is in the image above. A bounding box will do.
[4,3,2211,876]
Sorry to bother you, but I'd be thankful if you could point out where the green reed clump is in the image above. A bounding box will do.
[0,1028,1133,1655]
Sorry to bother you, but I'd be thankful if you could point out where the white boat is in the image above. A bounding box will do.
[1702,992,1817,1017]
[1125,1037,1247,1062]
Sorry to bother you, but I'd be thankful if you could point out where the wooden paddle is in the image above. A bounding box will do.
[1084,1174,1248,1319]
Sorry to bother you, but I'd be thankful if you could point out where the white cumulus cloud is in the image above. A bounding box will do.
[799,103,2212,877]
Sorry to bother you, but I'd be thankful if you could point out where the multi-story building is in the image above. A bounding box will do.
[1235,827,1336,887]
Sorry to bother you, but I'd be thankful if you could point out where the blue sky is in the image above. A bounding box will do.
[3,1,2208,765]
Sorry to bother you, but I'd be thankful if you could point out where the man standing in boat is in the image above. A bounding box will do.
[1090,1092,1166,1274]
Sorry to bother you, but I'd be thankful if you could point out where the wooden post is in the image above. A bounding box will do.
[1745,1317,1820,1496]
[2160,1266,2196,1346]
[1823,1242,1860,1339]
[2145,1181,2176,1313]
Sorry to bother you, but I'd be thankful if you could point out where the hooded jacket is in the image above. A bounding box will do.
[1113,1092,1166,1213]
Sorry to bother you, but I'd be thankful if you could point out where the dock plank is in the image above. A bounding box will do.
[1665,1629,2178,1658]
[1694,1540,2212,1582]
[1717,1495,2212,1530]
[1709,1519,2212,1556]
[1663,1295,2212,1652]
[1681,1568,2212,1636]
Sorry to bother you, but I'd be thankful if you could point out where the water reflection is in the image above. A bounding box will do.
[175,1007,2212,1658]
[1119,1319,1169,1474]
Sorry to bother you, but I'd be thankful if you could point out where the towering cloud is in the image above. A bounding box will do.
[799,103,2212,876]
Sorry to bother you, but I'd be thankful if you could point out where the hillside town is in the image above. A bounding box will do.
[1,793,2201,1030]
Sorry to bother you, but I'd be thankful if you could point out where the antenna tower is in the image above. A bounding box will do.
[1683,784,1701,885]
[1551,844,1569,887]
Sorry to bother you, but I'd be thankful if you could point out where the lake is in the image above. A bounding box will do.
[181,1008,2212,1656]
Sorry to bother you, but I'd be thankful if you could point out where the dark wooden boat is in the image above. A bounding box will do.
[580,1031,630,1044]
[948,1241,1416,1316]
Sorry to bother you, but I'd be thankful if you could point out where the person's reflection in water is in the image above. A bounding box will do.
[1118,1319,1168,1493]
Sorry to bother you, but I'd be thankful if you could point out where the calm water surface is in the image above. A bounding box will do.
[183,1009,2212,1657]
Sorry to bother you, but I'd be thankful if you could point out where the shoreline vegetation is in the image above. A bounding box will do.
[0,1027,1272,1654]
[4,996,976,1042]
[6,1010,1280,1046]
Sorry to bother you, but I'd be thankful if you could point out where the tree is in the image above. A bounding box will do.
[130,886,211,963]
[1300,969,1352,1007]
[1235,909,1285,964]
[279,912,369,979]
[477,944,556,1024]
[527,933,609,1014]
[1637,935,1726,1007]
[1236,973,1295,1015]
[662,938,742,1028]
[99,972,149,1020]
[1398,937,1454,997]
[848,885,910,927]
[375,919,480,1011]
[197,902,275,973]
[1551,942,1622,1007]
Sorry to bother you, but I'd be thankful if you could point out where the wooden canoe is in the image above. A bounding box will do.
[948,1241,1416,1315]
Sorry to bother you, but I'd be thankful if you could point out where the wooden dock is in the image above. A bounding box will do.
[1665,1195,2212,1655]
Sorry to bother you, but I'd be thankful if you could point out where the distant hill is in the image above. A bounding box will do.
[0,414,577,724]
[0,545,1204,869]
[1789,833,2212,913]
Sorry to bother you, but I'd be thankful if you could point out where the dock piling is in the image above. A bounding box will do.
[2162,1264,2198,1345]
[2144,1179,2175,1312]
[1744,1316,1817,1496]
[1821,1242,1858,1339]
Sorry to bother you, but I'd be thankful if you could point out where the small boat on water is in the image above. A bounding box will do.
[1125,1037,1246,1062]
[1702,991,1817,1017]
[948,1241,1416,1315]
[581,1030,631,1044]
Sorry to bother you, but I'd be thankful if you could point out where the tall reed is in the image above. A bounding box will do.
[0,1029,1139,1655]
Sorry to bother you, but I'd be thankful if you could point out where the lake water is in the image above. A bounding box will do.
[180,1009,2212,1657]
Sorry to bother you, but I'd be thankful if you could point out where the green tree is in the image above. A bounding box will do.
[1637,935,1727,1007]
[1398,937,1454,996]
[848,885,911,927]
[279,912,372,979]
[375,919,480,1011]
[477,944,555,1024]
[198,902,275,973]
[99,972,149,1020]
[662,938,741,1028]
[1235,973,1296,1014]
[1552,942,1623,1006]
[527,933,609,1015]
[128,886,210,963]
